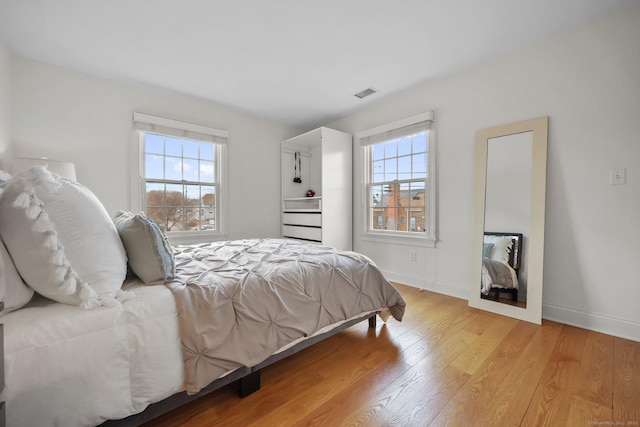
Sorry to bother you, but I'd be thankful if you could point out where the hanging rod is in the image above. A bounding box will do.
[283,149,312,157]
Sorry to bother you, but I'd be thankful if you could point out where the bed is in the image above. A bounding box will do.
[0,167,406,427]
[481,232,523,301]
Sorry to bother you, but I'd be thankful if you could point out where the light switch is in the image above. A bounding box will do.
[610,168,626,185]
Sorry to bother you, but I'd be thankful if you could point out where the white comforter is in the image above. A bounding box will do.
[0,280,184,427]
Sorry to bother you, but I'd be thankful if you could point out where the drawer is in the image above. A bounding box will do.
[282,212,321,227]
[282,225,322,242]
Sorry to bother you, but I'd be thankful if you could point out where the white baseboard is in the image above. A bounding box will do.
[542,303,640,342]
[382,269,640,342]
[381,270,468,300]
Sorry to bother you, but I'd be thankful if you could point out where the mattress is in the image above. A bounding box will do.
[0,279,184,427]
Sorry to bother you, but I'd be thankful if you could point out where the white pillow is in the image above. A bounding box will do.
[113,210,175,284]
[0,237,34,314]
[483,235,513,264]
[0,169,34,313]
[0,167,131,309]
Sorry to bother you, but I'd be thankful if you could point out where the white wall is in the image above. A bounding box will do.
[10,58,299,240]
[329,4,640,341]
[0,37,11,169]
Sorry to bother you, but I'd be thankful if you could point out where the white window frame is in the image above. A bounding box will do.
[131,113,228,243]
[358,111,437,247]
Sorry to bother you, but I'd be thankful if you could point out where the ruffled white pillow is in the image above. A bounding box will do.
[483,235,513,264]
[0,167,131,309]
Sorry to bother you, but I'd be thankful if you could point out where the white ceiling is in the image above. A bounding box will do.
[0,0,637,129]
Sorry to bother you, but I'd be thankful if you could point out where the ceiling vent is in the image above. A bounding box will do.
[354,87,378,99]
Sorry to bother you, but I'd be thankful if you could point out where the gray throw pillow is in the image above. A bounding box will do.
[113,211,176,284]
[482,242,494,258]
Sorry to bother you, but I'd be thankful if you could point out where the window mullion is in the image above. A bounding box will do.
[145,178,208,186]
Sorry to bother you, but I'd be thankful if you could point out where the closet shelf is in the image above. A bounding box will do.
[283,196,321,201]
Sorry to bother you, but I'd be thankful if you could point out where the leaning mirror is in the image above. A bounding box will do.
[469,117,548,324]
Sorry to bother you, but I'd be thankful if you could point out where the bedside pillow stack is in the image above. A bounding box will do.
[0,166,130,309]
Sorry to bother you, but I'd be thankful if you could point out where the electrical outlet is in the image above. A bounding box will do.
[610,168,627,185]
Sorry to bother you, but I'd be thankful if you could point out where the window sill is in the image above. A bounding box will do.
[362,231,437,248]
[166,231,228,245]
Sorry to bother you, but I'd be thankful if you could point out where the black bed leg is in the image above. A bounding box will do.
[368,315,377,329]
[239,370,261,397]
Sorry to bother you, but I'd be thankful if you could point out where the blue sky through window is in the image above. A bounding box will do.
[144,133,215,184]
[371,131,428,184]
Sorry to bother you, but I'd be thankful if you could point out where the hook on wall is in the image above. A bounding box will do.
[293,151,302,183]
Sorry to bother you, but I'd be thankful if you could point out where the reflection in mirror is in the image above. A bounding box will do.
[482,132,532,308]
[469,117,548,324]
[482,231,525,306]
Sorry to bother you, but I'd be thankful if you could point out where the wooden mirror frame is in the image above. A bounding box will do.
[469,117,548,324]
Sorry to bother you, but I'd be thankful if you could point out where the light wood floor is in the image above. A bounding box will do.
[144,283,640,427]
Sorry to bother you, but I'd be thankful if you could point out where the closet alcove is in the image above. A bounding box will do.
[281,127,352,251]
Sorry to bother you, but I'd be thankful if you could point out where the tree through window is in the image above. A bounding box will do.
[143,133,217,232]
[134,113,227,235]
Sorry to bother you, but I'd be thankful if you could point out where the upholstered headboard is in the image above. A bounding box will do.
[484,231,524,274]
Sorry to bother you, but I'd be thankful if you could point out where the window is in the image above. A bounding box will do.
[359,111,436,244]
[133,113,227,236]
